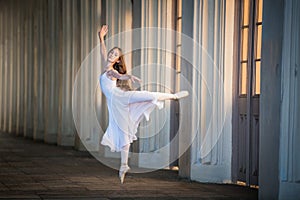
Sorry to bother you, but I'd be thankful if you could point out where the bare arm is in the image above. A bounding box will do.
[98,25,108,64]
[107,69,141,83]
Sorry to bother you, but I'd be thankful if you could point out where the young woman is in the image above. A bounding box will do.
[98,25,188,183]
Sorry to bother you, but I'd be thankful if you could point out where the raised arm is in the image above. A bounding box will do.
[98,25,108,64]
[107,69,141,83]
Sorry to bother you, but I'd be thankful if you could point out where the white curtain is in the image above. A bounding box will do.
[106,0,132,70]
[192,0,226,165]
[189,0,234,183]
[137,0,176,168]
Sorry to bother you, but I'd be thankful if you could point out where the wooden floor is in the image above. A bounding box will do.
[0,132,258,199]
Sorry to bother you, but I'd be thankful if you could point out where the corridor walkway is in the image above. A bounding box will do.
[0,132,257,199]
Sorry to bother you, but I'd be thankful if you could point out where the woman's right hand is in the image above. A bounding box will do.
[130,75,141,83]
[98,25,108,41]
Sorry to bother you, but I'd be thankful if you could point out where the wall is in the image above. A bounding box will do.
[279,0,300,198]
[259,0,284,198]
[260,0,300,198]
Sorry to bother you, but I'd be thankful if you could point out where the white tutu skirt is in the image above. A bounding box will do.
[100,73,164,152]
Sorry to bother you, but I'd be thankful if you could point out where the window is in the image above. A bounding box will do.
[239,0,263,96]
[254,0,263,95]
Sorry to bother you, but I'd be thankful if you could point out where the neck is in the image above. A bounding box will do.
[104,62,113,71]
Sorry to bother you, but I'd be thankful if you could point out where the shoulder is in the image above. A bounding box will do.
[107,69,120,77]
[104,69,119,80]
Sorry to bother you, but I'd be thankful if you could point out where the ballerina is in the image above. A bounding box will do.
[98,25,189,183]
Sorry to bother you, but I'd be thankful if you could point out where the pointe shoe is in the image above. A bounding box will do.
[174,91,189,99]
[119,165,130,184]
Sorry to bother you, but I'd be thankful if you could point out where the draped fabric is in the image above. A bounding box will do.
[138,0,176,161]
[182,0,234,182]
[192,0,227,165]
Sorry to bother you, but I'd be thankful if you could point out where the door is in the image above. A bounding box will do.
[234,0,263,186]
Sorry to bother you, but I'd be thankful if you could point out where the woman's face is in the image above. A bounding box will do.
[108,48,121,63]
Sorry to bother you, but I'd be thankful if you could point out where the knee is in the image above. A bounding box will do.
[122,144,130,152]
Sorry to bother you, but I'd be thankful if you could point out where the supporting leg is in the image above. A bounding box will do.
[119,144,130,184]
[121,144,130,166]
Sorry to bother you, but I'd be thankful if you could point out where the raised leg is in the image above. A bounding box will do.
[174,91,189,99]
[153,92,176,101]
[153,91,189,100]
[121,90,189,104]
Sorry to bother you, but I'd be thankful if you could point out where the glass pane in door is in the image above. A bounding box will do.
[256,25,262,59]
[243,0,250,26]
[255,61,261,95]
[242,28,249,61]
[240,63,248,95]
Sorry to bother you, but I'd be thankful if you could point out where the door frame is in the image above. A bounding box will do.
[232,0,241,185]
[232,0,260,186]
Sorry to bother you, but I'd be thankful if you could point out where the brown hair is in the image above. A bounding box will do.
[109,47,133,91]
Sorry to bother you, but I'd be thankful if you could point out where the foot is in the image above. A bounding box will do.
[119,165,130,184]
[174,91,189,99]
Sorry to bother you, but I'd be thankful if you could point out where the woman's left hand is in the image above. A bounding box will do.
[98,25,108,41]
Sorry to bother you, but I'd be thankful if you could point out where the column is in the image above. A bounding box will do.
[0,1,4,131]
[32,0,46,141]
[279,0,300,198]
[178,0,194,178]
[16,0,24,136]
[23,2,35,138]
[259,0,284,198]
[58,0,77,146]
[10,0,17,134]
[44,0,62,144]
